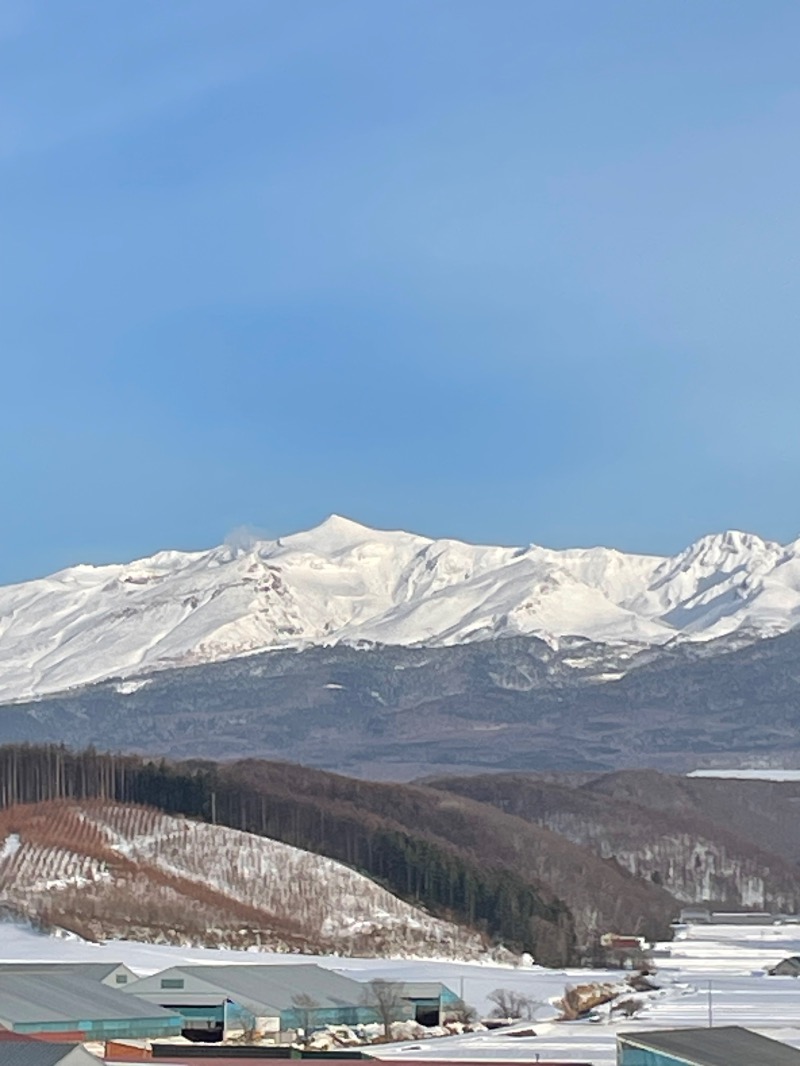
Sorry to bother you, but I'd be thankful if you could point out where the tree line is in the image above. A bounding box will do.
[0,744,576,963]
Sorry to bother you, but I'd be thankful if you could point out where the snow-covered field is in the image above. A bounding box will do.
[3,515,800,702]
[3,921,800,1063]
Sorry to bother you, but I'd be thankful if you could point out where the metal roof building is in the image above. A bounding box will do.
[374,983,459,1026]
[617,1026,800,1066]
[0,1036,98,1066]
[126,964,408,1038]
[0,962,137,987]
[0,971,182,1041]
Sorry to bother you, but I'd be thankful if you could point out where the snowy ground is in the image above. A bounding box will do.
[687,769,800,781]
[2,921,800,1063]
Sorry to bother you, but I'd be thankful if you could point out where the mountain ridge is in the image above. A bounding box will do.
[2,515,800,704]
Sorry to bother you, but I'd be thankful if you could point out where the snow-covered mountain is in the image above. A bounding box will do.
[2,515,800,703]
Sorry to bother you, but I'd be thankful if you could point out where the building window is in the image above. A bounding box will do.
[116,974,128,984]
[161,978,185,989]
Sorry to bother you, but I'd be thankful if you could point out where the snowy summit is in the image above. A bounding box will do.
[1,516,800,703]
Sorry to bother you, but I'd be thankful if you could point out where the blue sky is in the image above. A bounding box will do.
[2,0,800,582]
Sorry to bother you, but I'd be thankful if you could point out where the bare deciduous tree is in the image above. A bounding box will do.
[361,979,407,1038]
[611,996,643,1018]
[487,987,540,1021]
[232,1007,260,1044]
[445,998,477,1025]
[291,993,321,1040]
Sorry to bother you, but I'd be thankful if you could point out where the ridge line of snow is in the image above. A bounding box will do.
[1,516,799,703]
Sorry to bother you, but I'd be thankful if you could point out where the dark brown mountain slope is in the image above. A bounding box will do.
[428,771,800,911]
[582,770,800,864]
[221,759,678,950]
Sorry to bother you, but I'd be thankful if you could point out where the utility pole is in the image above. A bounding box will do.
[707,980,713,1027]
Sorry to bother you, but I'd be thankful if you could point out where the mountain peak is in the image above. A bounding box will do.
[282,514,427,554]
[674,529,778,568]
[281,513,378,552]
[317,513,371,533]
[1,519,799,704]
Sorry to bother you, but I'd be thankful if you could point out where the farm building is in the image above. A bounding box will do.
[678,909,784,926]
[677,908,712,924]
[0,970,182,1041]
[125,964,387,1039]
[617,1026,800,1065]
[600,934,647,951]
[106,1044,336,1062]
[0,1030,99,1066]
[384,983,461,1026]
[0,962,137,987]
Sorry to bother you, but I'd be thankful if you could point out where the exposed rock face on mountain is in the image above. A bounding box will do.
[3,516,800,704]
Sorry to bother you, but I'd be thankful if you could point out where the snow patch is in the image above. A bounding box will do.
[0,834,20,861]
[113,678,152,695]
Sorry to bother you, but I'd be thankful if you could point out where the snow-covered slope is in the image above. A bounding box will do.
[2,516,800,702]
[0,801,490,958]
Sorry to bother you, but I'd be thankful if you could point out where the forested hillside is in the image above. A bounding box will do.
[10,749,800,966]
[0,799,489,957]
[429,772,800,912]
[0,744,682,965]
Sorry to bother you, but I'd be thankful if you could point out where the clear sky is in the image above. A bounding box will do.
[2,0,800,582]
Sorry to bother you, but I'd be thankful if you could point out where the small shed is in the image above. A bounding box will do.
[617,1026,800,1066]
[677,908,711,925]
